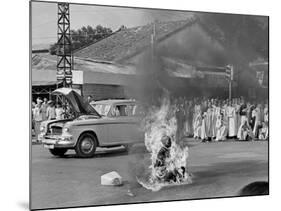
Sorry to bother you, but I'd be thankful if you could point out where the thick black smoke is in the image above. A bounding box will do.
[124,22,229,104]
[125,51,172,106]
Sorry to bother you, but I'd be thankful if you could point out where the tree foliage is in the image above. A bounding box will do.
[49,25,113,55]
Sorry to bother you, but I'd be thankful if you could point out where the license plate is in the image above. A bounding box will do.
[44,144,54,149]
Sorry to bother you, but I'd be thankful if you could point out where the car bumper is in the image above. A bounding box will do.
[40,134,75,149]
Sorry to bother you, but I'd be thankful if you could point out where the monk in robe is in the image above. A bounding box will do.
[215,112,227,141]
[237,118,254,141]
[227,101,236,138]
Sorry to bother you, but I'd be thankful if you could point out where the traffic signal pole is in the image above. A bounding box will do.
[196,64,234,100]
[229,80,232,100]
[226,65,234,100]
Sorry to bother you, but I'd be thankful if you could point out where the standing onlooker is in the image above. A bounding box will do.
[175,103,185,142]
[55,102,64,120]
[201,102,212,141]
[253,104,262,139]
[234,98,241,136]
[193,111,202,139]
[227,101,236,138]
[193,100,202,139]
[187,101,194,136]
[211,100,218,139]
[264,103,269,125]
[46,100,56,120]
[222,100,229,132]
[248,103,256,130]
[183,101,189,136]
[239,99,248,125]
[41,97,48,121]
[33,98,43,141]
[31,101,36,135]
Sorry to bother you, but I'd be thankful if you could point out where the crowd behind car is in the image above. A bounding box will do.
[168,96,268,142]
[32,95,269,143]
[32,97,66,142]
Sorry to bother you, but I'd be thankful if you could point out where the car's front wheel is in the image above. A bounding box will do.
[75,133,97,158]
[49,148,68,157]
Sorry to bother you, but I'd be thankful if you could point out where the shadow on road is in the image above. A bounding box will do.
[191,160,268,187]
[54,144,148,159]
[47,138,204,159]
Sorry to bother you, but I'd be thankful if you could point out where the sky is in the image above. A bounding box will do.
[31,1,192,47]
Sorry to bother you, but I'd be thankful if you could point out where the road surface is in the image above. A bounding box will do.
[31,140,268,210]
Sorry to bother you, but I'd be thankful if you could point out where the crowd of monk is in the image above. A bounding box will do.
[172,97,268,142]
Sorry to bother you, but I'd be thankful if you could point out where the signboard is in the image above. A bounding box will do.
[56,71,72,85]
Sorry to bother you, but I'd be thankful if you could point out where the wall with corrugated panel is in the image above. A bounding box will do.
[82,84,126,101]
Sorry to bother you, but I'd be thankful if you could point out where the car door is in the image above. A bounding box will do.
[107,103,143,144]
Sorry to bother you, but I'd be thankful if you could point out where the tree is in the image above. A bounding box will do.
[49,43,58,55]
[49,25,113,55]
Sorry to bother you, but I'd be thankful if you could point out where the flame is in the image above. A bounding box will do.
[138,96,192,191]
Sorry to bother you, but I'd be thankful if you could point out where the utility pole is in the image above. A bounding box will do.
[226,65,234,100]
[56,2,72,118]
[150,21,156,60]
[150,21,160,101]
[57,2,72,88]
[229,80,232,100]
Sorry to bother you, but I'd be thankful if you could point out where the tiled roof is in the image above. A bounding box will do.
[31,53,197,78]
[31,53,136,75]
[74,17,198,62]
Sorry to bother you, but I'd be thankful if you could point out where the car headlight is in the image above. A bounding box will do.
[63,127,69,133]
[40,125,45,132]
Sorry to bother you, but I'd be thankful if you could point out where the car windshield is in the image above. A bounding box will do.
[91,104,111,116]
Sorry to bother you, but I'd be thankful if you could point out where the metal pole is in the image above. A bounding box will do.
[229,80,232,100]
[151,21,155,60]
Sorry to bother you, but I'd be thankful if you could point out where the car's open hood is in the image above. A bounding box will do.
[52,88,101,118]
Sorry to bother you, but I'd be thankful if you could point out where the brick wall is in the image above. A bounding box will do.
[82,84,126,100]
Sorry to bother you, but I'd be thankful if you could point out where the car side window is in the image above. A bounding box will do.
[125,104,135,116]
[110,106,120,117]
[133,104,146,116]
[111,104,136,117]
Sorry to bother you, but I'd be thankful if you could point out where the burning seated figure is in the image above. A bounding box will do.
[153,135,188,184]
[138,97,192,191]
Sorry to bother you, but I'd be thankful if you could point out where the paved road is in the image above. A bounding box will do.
[31,140,268,210]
